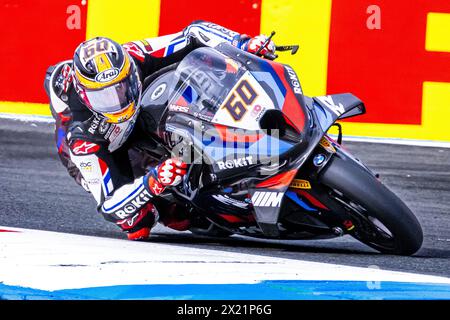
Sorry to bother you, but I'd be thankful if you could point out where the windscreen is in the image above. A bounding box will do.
[168,47,276,130]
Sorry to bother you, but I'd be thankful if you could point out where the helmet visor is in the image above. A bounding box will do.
[84,67,140,114]
[102,101,137,124]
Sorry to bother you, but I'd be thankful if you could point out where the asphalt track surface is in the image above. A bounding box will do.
[0,118,449,278]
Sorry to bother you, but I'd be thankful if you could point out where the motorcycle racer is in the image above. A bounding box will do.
[44,21,276,241]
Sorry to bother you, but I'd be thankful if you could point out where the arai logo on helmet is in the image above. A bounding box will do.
[95,68,120,83]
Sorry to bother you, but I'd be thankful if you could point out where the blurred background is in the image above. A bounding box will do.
[0,0,449,142]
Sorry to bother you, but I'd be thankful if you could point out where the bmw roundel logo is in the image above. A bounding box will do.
[313,154,326,166]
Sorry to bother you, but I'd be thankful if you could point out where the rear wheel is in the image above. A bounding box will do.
[318,155,423,255]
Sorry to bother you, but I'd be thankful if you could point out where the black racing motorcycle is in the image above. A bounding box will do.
[135,41,423,255]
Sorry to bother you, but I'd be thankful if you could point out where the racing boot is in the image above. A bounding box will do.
[116,203,158,241]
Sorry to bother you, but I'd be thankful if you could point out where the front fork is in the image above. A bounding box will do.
[287,135,363,236]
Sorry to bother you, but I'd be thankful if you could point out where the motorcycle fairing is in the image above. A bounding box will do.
[142,44,366,238]
[211,71,276,130]
[159,46,314,236]
[248,169,298,237]
[311,94,366,132]
[215,43,308,133]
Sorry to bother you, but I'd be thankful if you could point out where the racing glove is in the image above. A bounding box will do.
[145,159,188,196]
[121,159,187,240]
[240,34,276,59]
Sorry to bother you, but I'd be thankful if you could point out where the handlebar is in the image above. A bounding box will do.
[256,31,299,60]
[263,51,278,60]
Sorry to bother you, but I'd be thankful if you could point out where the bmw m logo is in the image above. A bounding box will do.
[252,192,284,207]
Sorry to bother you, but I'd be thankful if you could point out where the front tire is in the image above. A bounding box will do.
[318,155,423,255]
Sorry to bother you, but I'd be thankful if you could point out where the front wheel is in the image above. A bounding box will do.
[318,155,423,255]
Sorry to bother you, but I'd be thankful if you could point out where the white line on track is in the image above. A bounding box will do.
[0,113,54,123]
[331,135,450,149]
[0,226,449,291]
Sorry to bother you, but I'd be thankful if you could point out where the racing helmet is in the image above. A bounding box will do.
[73,37,142,123]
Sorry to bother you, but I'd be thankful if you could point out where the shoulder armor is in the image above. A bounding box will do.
[123,42,146,62]
[46,60,74,113]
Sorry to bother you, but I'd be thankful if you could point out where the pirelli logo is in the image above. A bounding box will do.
[289,179,311,189]
[251,192,284,207]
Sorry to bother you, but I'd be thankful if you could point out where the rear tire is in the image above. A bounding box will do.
[319,155,423,255]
